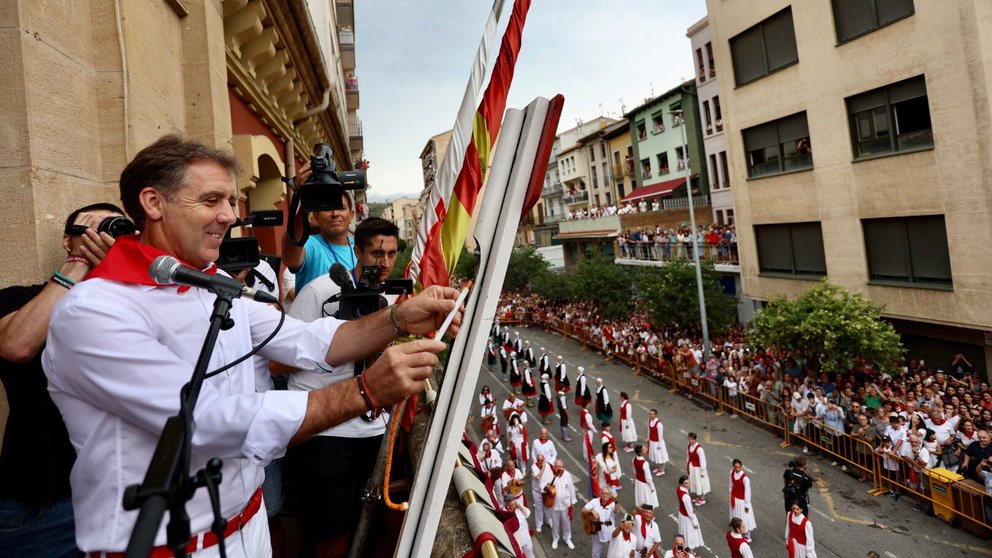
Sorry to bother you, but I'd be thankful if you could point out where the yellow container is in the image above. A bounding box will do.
[926,467,964,524]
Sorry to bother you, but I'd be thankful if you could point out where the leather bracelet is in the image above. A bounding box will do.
[50,274,74,289]
[65,254,90,266]
[389,304,408,337]
[357,374,379,411]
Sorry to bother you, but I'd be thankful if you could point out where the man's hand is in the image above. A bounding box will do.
[72,211,117,267]
[363,338,446,407]
[395,285,463,337]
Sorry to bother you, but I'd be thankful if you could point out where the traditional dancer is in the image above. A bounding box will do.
[521,364,537,407]
[523,340,536,368]
[538,373,555,424]
[687,432,711,505]
[634,505,662,558]
[575,366,592,406]
[595,378,614,422]
[619,391,637,452]
[648,409,669,476]
[555,355,570,393]
[537,347,550,376]
[676,475,705,554]
[556,390,573,442]
[785,503,816,558]
[729,459,756,532]
[508,352,522,393]
[726,517,754,558]
[595,442,622,496]
[632,444,658,508]
[499,344,510,376]
[487,340,498,369]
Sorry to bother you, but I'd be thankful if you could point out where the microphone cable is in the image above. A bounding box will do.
[203,300,287,380]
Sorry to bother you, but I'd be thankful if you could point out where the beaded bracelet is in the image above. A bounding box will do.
[65,255,90,265]
[50,273,75,289]
[389,305,408,337]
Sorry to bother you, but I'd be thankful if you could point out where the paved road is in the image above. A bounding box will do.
[466,326,990,558]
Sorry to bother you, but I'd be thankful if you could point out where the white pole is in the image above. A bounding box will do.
[674,110,711,360]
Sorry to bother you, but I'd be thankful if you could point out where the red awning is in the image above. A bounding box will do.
[621,175,695,203]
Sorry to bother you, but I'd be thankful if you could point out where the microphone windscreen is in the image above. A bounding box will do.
[148,255,182,285]
[328,262,352,289]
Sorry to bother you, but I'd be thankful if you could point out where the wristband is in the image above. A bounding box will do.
[65,254,91,266]
[390,304,408,337]
[357,373,380,411]
[50,273,75,289]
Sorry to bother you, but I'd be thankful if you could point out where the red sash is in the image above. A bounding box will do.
[726,532,746,558]
[730,471,746,510]
[634,457,647,483]
[688,443,702,467]
[649,419,660,442]
[788,512,808,547]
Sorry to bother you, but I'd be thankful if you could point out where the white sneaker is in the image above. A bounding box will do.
[566,539,575,549]
[551,540,558,550]
[802,447,809,454]
[536,526,542,533]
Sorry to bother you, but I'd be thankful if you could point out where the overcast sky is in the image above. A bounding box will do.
[355,1,708,201]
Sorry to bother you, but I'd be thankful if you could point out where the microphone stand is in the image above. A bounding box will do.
[123,287,240,558]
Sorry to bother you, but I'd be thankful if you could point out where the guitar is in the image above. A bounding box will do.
[581,509,613,535]
[542,477,557,508]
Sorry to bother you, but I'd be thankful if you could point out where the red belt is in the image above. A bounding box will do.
[89,487,263,558]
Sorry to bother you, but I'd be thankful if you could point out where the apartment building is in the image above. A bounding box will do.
[707,0,992,375]
[688,17,733,225]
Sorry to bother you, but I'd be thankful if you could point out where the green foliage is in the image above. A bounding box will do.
[454,246,479,280]
[748,280,904,374]
[570,250,633,319]
[502,246,550,291]
[635,260,737,333]
[390,244,413,279]
[367,202,389,219]
[532,269,575,303]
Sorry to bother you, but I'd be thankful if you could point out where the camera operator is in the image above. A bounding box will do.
[41,135,460,557]
[0,203,124,557]
[783,456,814,515]
[284,217,402,557]
[281,163,357,292]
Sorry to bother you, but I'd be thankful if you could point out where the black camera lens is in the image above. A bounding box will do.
[97,216,138,238]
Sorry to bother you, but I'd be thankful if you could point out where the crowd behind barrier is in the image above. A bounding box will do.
[495,293,992,537]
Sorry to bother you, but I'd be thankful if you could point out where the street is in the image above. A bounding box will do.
[467,326,990,558]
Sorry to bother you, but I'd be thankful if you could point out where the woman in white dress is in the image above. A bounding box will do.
[632,445,658,508]
[647,409,669,476]
[728,459,757,531]
[676,475,704,552]
[619,392,637,452]
[595,442,622,495]
[785,503,816,558]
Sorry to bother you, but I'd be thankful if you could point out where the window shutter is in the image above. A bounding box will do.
[887,75,927,104]
[848,89,887,114]
[763,9,799,71]
[755,225,794,273]
[876,0,915,25]
[906,215,952,283]
[832,0,877,41]
[743,122,779,151]
[790,222,827,275]
[863,219,910,280]
[777,112,810,143]
[731,28,767,86]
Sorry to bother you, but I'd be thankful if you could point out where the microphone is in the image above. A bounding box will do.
[148,255,279,304]
[328,262,353,292]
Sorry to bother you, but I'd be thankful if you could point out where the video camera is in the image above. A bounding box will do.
[65,216,138,238]
[217,209,283,273]
[297,144,366,212]
[331,262,414,322]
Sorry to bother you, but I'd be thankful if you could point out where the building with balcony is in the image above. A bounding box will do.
[419,130,452,192]
[576,119,632,210]
[604,120,636,201]
[707,0,992,376]
[0,0,365,285]
[382,196,422,246]
[555,117,616,214]
[624,81,708,209]
[688,16,733,226]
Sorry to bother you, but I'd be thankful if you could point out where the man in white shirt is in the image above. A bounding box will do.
[532,428,558,465]
[607,514,636,558]
[42,135,460,556]
[582,490,617,558]
[504,494,535,558]
[633,505,662,558]
[548,460,577,550]
[530,454,554,533]
[285,217,406,555]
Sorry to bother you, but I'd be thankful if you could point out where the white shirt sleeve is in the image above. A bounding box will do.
[805,520,815,553]
[740,541,755,558]
[603,389,610,406]
[681,493,697,523]
[743,474,752,508]
[698,446,707,472]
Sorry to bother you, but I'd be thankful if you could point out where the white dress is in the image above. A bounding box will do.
[785,511,816,558]
[687,442,711,495]
[620,400,638,443]
[729,470,757,530]
[632,457,658,508]
[648,418,669,464]
[677,488,704,549]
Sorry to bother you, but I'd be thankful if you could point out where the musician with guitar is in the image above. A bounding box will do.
[530,454,554,533]
[633,505,662,558]
[582,489,618,558]
[548,460,577,550]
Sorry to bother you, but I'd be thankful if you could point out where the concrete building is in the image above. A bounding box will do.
[706,0,992,376]
[419,130,452,193]
[604,121,636,201]
[576,120,630,209]
[1,0,365,286]
[382,196,422,246]
[688,16,733,225]
[624,82,708,208]
[555,117,616,215]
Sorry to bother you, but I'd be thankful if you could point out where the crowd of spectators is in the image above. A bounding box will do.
[618,224,737,264]
[564,199,673,221]
[497,292,992,518]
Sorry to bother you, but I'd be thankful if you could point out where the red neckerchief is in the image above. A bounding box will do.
[622,532,631,542]
[87,236,215,292]
[640,514,647,538]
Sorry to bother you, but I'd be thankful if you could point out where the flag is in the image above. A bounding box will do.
[408,0,532,291]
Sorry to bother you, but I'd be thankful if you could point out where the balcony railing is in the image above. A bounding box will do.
[348,119,362,137]
[617,240,738,266]
[544,213,564,223]
[562,190,588,204]
[339,27,355,46]
[542,182,562,197]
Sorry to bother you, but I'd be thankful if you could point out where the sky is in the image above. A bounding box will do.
[355,1,708,202]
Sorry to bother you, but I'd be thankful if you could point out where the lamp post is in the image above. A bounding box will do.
[672,109,711,360]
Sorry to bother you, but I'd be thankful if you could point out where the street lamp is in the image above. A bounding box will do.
[672,109,711,360]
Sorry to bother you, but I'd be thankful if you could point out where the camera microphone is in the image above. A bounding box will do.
[148,255,278,304]
[328,263,353,292]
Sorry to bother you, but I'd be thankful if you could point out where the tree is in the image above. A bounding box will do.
[502,246,550,291]
[390,244,413,279]
[571,250,633,319]
[454,246,479,280]
[532,269,575,303]
[635,260,738,333]
[367,202,389,219]
[748,280,904,374]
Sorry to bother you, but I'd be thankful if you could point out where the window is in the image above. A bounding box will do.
[602,163,609,186]
[617,182,625,198]
[709,153,719,189]
[605,192,612,205]
[730,7,799,86]
[713,96,723,131]
[591,166,599,189]
[670,103,682,127]
[743,111,813,178]
[832,0,914,43]
[589,145,596,161]
[600,143,607,159]
[862,215,951,287]
[641,159,652,178]
[696,48,706,81]
[651,112,665,134]
[754,222,827,277]
[726,209,734,225]
[657,152,670,175]
[846,75,932,159]
[705,42,715,77]
[719,151,729,188]
[594,194,600,207]
[675,147,687,170]
[613,150,621,170]
[637,121,647,140]
[704,102,713,132]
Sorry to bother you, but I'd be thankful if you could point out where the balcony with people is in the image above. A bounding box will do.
[615,223,739,269]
